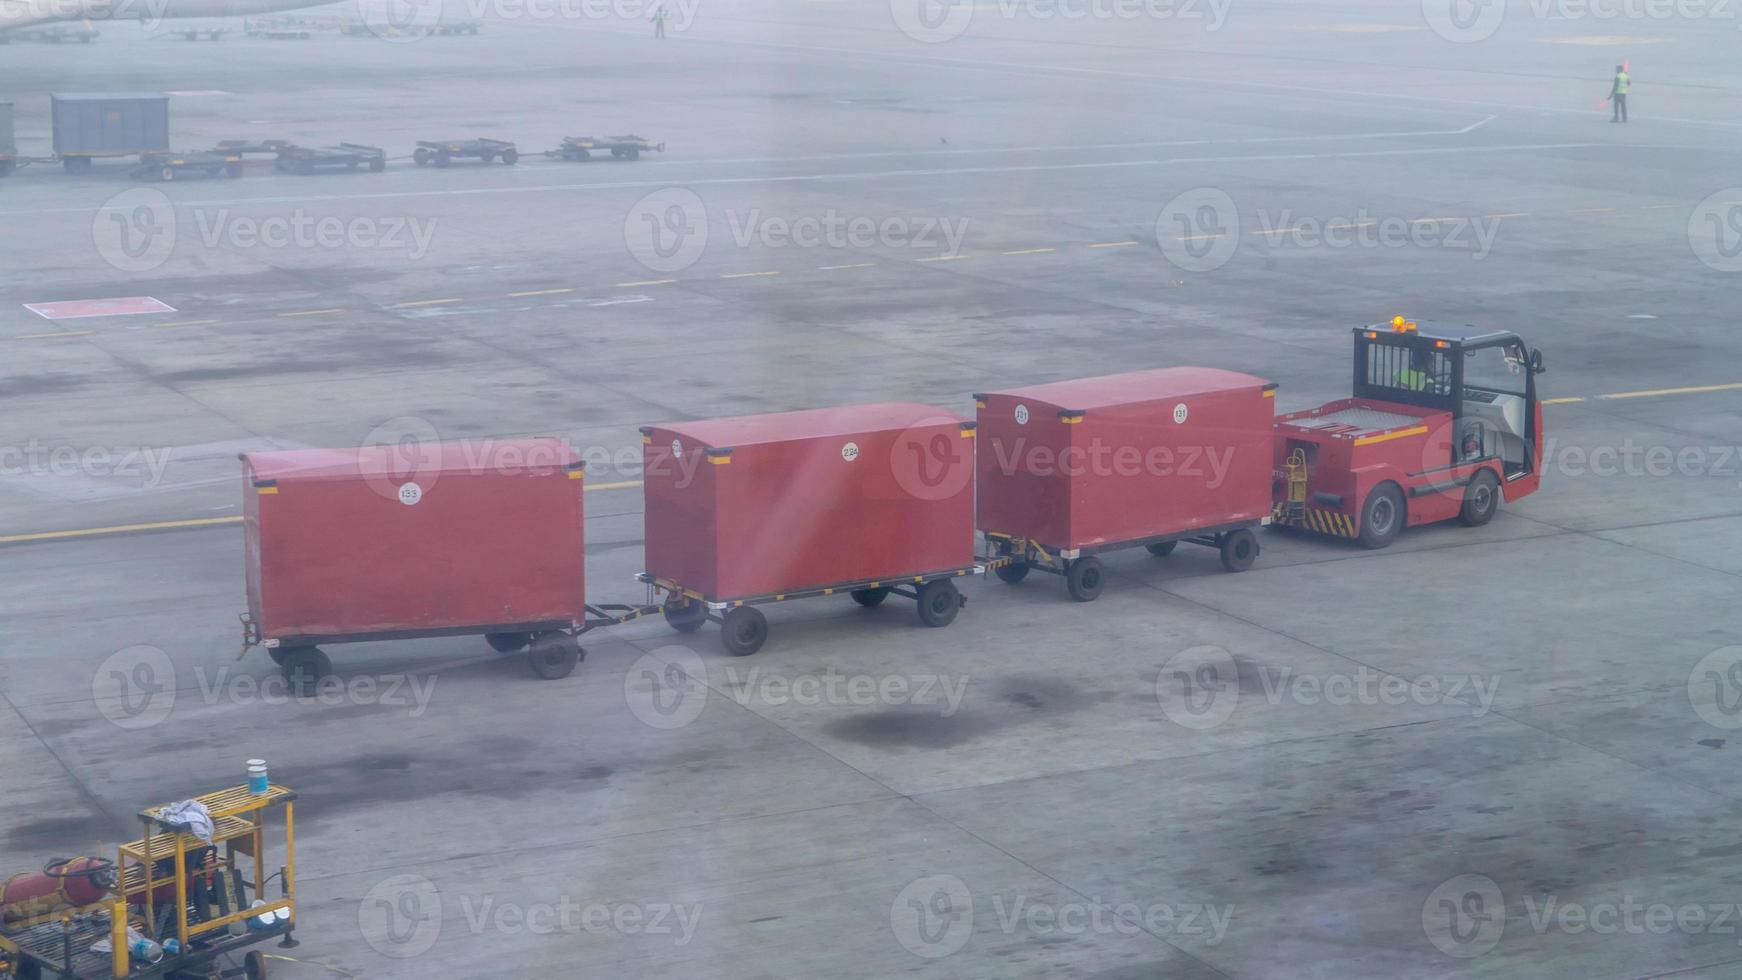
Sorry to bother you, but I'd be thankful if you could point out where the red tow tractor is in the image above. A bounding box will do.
[1271,317,1547,548]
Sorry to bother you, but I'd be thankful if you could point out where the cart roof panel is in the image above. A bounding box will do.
[980,367,1270,411]
[652,402,966,449]
[243,438,577,482]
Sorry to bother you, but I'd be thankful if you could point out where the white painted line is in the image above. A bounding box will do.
[819,262,875,270]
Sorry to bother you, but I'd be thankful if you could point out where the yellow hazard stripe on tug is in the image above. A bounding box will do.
[1273,504,1357,538]
[1354,425,1429,447]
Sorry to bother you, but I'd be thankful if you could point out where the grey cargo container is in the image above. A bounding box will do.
[0,102,14,156]
[51,93,170,158]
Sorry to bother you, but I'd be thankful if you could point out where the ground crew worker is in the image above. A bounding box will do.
[1610,65,1629,123]
[1397,351,1435,392]
[651,2,666,38]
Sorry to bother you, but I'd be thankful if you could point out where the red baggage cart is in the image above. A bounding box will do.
[240,438,650,688]
[638,403,979,655]
[974,367,1277,601]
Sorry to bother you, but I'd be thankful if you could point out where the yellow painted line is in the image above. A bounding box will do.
[1600,382,1742,400]
[917,255,971,262]
[507,288,575,298]
[1641,203,1681,210]
[1567,207,1617,214]
[1354,424,1429,447]
[720,271,780,279]
[1541,396,1585,405]
[1087,241,1140,248]
[1484,212,1528,219]
[277,309,344,318]
[1324,221,1377,230]
[617,279,676,287]
[584,479,643,492]
[392,298,462,308]
[155,319,219,329]
[15,330,95,340]
[1180,233,1231,241]
[819,262,874,270]
[1003,247,1056,255]
[1410,217,1459,225]
[0,516,242,546]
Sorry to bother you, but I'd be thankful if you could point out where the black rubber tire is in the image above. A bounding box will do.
[280,647,331,698]
[1145,540,1178,557]
[663,598,707,633]
[994,562,1029,584]
[1358,484,1406,550]
[433,152,452,168]
[1460,469,1500,527]
[0,160,14,177]
[369,158,386,172]
[267,647,289,665]
[720,606,768,656]
[244,949,267,980]
[625,147,639,160]
[527,631,581,680]
[226,163,244,178]
[1219,528,1259,572]
[611,147,625,159]
[916,579,962,627]
[479,152,495,163]
[18,958,43,980]
[1065,556,1105,602]
[850,587,890,607]
[485,631,531,653]
[159,166,176,182]
[501,149,519,164]
[413,148,430,166]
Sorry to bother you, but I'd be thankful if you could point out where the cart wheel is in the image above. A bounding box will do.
[527,631,581,679]
[267,647,289,666]
[611,147,624,159]
[994,562,1029,584]
[1145,540,1177,557]
[413,148,431,166]
[17,958,42,980]
[1064,556,1104,603]
[662,598,708,633]
[1459,469,1500,527]
[1219,528,1259,573]
[226,162,244,178]
[369,157,386,172]
[501,149,519,164]
[849,587,890,607]
[280,647,331,697]
[625,147,639,160]
[720,606,767,656]
[0,160,14,177]
[485,631,531,653]
[159,166,176,182]
[433,151,452,168]
[479,152,495,163]
[916,579,962,627]
[1358,484,1405,550]
[244,950,267,980]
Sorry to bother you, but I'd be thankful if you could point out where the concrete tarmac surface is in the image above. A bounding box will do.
[3,3,1742,977]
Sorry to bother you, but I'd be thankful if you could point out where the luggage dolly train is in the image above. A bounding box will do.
[236,319,1546,689]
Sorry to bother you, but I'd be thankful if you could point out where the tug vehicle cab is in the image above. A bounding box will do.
[1271,317,1546,548]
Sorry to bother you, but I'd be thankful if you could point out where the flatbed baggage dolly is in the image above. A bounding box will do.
[130,150,244,181]
[273,143,386,174]
[547,135,665,161]
[0,783,300,980]
[975,368,1279,602]
[411,138,517,168]
[238,440,659,691]
[211,139,293,156]
[639,403,980,656]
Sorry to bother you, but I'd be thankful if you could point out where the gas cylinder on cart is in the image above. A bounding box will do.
[1,857,114,922]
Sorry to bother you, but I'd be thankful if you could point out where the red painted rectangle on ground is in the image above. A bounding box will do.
[24,297,177,321]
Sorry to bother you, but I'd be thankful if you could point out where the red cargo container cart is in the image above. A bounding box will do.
[240,439,654,689]
[975,367,1277,601]
[638,403,979,655]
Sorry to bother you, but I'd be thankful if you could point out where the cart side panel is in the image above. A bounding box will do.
[0,102,14,157]
[243,459,266,628]
[710,415,974,599]
[246,441,586,639]
[974,393,1072,547]
[641,429,719,599]
[51,93,170,156]
[1066,383,1275,548]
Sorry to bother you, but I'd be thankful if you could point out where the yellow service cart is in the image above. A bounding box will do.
[1,784,298,980]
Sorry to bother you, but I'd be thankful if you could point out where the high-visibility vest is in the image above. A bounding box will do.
[1616,72,1630,94]
[1398,369,1431,391]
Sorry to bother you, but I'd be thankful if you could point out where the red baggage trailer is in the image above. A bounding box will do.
[975,367,1277,601]
[638,402,979,655]
[240,439,647,688]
